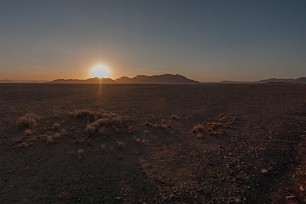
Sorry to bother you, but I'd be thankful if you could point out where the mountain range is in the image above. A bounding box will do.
[0,80,48,83]
[50,74,200,84]
[2,75,306,84]
[258,77,306,83]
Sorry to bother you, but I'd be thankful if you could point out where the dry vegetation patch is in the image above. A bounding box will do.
[217,113,236,128]
[9,136,28,147]
[16,113,38,130]
[145,118,172,129]
[46,133,61,144]
[69,110,96,120]
[10,109,144,162]
[192,113,237,139]
[11,112,68,147]
[9,135,38,147]
[80,110,131,137]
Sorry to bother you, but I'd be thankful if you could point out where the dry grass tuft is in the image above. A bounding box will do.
[205,122,224,136]
[18,142,29,148]
[196,133,204,139]
[24,129,33,136]
[82,112,130,136]
[192,124,204,134]
[9,135,37,147]
[78,148,85,159]
[116,140,125,149]
[46,135,55,144]
[152,119,171,129]
[127,125,135,133]
[46,133,61,144]
[112,116,123,126]
[53,133,61,139]
[9,137,24,146]
[16,113,37,130]
[217,113,236,128]
[52,123,60,131]
[69,110,95,120]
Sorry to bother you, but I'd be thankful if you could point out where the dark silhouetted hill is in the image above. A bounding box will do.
[115,74,199,84]
[50,74,200,84]
[0,80,11,83]
[50,77,115,84]
[259,77,306,83]
[0,80,47,83]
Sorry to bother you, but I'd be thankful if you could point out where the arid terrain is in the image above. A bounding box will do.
[0,83,306,203]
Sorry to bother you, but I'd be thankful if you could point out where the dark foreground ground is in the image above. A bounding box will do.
[0,83,306,203]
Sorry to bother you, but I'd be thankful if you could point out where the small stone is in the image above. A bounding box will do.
[261,169,268,174]
[286,195,296,200]
[300,186,304,191]
[114,196,122,201]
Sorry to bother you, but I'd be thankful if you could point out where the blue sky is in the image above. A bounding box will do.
[0,0,305,81]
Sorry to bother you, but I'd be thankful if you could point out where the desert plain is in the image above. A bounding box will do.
[0,83,306,203]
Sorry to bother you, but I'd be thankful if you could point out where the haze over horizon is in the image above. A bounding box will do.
[0,0,305,82]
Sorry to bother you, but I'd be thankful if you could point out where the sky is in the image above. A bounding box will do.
[0,0,305,82]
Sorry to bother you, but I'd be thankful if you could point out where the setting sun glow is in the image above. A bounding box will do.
[90,64,111,78]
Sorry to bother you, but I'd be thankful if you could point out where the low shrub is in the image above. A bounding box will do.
[16,113,38,130]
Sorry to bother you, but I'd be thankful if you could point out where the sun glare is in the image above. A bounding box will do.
[90,64,111,78]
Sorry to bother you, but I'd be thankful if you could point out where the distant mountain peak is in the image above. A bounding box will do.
[259,77,306,83]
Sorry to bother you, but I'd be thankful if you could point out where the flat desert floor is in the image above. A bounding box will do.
[0,84,306,203]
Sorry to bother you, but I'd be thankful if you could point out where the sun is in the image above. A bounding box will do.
[90,64,111,78]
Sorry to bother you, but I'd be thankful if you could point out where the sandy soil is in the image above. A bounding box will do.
[0,83,306,203]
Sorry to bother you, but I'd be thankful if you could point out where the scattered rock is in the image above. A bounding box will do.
[261,169,269,174]
[114,196,123,202]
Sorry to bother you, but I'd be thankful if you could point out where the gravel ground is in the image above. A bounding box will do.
[0,83,306,203]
